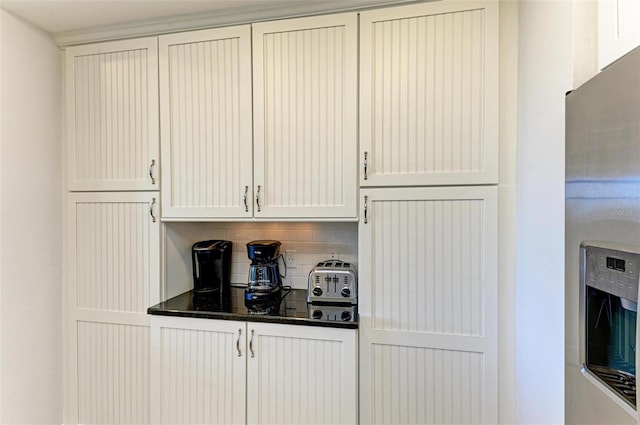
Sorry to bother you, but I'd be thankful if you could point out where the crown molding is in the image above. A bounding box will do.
[54,0,422,47]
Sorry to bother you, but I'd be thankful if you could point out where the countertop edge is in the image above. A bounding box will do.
[146,306,359,329]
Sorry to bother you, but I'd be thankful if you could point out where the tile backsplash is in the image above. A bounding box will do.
[163,221,358,299]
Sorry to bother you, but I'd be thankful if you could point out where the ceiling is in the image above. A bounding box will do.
[1,0,418,45]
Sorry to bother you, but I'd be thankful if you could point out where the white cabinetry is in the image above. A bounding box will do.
[598,0,640,69]
[150,317,358,425]
[358,187,498,424]
[159,26,253,219]
[359,1,499,186]
[64,37,161,424]
[160,13,357,220]
[65,38,159,191]
[150,317,246,425]
[66,192,160,424]
[160,14,358,220]
[252,13,358,219]
[246,322,358,425]
[357,2,500,423]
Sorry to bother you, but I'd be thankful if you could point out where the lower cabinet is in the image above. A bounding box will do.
[358,187,498,424]
[65,192,160,425]
[150,316,358,425]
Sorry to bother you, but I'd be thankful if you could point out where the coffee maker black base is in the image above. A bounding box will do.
[244,286,282,301]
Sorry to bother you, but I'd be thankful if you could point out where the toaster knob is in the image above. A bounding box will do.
[312,309,323,319]
[340,288,351,298]
[312,287,323,297]
[341,311,352,321]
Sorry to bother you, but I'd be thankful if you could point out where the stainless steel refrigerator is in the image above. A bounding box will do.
[566,46,640,424]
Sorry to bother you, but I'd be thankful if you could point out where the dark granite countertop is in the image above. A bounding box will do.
[147,285,358,329]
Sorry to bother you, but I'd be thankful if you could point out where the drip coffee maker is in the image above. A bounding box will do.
[245,240,283,301]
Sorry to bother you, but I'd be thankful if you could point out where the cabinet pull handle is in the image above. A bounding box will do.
[243,186,249,212]
[364,151,368,180]
[256,186,262,213]
[249,329,255,358]
[150,197,157,223]
[364,195,368,224]
[236,328,242,357]
[149,159,156,185]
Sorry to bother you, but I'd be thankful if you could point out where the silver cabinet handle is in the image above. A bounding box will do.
[243,186,249,212]
[364,151,368,180]
[249,329,255,358]
[149,159,156,185]
[364,195,368,224]
[236,328,242,357]
[150,197,157,223]
[256,186,262,213]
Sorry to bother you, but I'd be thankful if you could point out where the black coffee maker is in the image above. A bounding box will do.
[191,240,232,295]
[245,240,283,300]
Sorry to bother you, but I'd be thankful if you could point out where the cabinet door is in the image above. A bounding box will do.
[252,13,358,219]
[150,317,246,425]
[66,38,159,191]
[358,187,498,424]
[598,0,640,69]
[246,323,358,424]
[360,1,499,186]
[159,26,253,219]
[65,192,160,424]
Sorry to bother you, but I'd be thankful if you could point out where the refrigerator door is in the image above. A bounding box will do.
[565,46,640,424]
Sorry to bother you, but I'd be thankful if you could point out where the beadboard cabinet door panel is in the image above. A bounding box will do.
[149,318,357,425]
[69,192,161,313]
[252,13,358,219]
[65,192,160,424]
[76,321,150,425]
[360,1,499,186]
[150,317,246,425]
[358,187,498,425]
[246,323,358,425]
[159,26,253,219]
[66,38,159,191]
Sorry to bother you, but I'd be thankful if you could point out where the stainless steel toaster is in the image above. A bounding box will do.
[307,260,357,304]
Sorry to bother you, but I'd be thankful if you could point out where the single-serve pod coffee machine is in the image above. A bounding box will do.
[191,240,232,295]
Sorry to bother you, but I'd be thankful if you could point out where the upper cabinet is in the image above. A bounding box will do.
[359,1,499,187]
[598,0,640,69]
[66,38,159,191]
[160,14,358,221]
[159,26,253,219]
[252,13,358,219]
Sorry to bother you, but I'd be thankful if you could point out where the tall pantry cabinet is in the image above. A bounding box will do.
[358,2,499,424]
[64,38,160,424]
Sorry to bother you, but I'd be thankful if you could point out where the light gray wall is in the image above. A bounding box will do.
[516,1,574,423]
[0,9,63,424]
[497,0,518,422]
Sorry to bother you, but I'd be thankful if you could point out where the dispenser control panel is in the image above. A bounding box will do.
[583,242,640,302]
